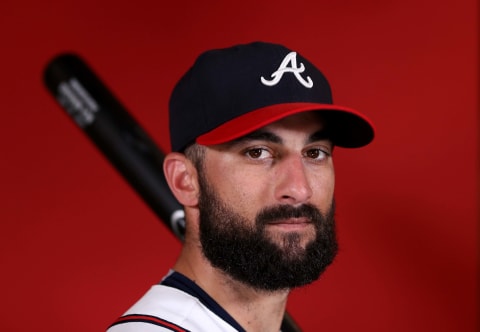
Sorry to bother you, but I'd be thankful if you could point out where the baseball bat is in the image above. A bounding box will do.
[42,53,302,332]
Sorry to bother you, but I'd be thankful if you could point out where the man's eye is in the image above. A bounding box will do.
[246,148,271,159]
[305,148,329,161]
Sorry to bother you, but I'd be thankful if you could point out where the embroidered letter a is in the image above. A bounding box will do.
[261,52,313,88]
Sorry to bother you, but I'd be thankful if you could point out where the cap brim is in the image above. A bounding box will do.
[196,102,375,148]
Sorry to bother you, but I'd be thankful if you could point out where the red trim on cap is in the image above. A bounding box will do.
[196,102,374,146]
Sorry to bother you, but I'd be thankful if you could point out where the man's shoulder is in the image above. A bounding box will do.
[107,284,238,332]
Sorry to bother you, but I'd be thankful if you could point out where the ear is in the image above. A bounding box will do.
[163,152,199,207]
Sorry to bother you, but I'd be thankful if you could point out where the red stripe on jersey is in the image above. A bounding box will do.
[109,314,190,332]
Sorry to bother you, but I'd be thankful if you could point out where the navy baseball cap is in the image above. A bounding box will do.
[169,41,374,152]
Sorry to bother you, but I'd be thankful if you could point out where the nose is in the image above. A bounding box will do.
[274,155,313,204]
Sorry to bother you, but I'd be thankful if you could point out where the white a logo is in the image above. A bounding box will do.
[261,52,313,88]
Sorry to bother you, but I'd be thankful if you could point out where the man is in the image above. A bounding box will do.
[108,41,374,332]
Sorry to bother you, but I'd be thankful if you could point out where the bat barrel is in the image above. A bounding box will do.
[43,54,186,239]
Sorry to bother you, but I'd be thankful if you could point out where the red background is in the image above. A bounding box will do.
[0,0,477,331]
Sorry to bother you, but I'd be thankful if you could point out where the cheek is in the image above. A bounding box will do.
[204,163,269,216]
[310,168,335,207]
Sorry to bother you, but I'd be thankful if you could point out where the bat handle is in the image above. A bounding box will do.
[281,311,302,332]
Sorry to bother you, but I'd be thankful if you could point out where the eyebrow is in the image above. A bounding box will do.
[235,131,283,144]
[228,129,331,146]
[307,130,331,144]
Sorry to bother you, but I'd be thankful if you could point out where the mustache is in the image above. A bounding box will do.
[256,203,327,225]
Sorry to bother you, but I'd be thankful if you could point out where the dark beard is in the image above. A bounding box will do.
[197,174,338,292]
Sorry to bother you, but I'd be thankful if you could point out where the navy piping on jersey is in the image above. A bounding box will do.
[109,314,190,331]
[161,271,246,332]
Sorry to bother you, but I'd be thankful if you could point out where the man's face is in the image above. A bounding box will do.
[197,112,337,291]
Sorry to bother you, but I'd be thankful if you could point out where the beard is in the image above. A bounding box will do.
[197,173,338,292]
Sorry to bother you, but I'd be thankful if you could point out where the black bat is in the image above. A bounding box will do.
[43,53,302,332]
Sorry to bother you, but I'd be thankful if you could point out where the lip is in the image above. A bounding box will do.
[266,218,312,230]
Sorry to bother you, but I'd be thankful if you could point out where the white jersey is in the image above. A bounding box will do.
[107,271,245,332]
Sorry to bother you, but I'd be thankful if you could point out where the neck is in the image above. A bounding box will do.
[174,242,289,332]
